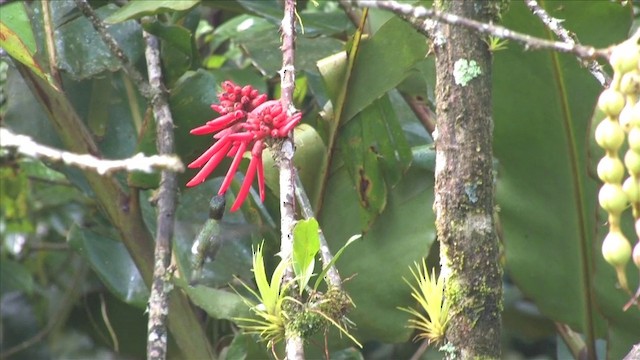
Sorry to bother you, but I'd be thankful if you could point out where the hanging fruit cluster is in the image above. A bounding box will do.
[595,36,640,307]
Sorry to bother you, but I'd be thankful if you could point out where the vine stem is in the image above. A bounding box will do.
[278,0,304,359]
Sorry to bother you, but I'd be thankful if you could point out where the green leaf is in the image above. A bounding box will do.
[0,259,34,294]
[262,124,327,211]
[67,224,148,307]
[104,0,201,24]
[340,105,388,229]
[292,218,321,293]
[142,21,195,86]
[236,23,343,75]
[494,2,639,358]
[0,2,55,87]
[340,16,428,122]
[177,283,250,320]
[55,4,144,80]
[320,164,436,342]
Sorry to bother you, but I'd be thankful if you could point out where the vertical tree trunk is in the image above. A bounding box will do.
[431,1,502,359]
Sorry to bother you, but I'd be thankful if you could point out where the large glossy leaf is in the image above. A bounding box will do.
[54,4,143,80]
[340,16,428,122]
[236,23,344,76]
[320,164,436,342]
[0,2,54,86]
[67,224,148,307]
[493,2,639,358]
[104,0,201,24]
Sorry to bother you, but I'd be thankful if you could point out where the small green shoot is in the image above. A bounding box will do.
[485,35,509,52]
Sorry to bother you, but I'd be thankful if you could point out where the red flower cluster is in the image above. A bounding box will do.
[187,81,302,212]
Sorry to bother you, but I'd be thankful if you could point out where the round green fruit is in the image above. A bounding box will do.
[595,118,625,151]
[598,183,628,215]
[597,156,625,183]
[624,149,640,175]
[623,177,640,203]
[602,231,631,267]
[610,42,640,74]
[598,89,626,117]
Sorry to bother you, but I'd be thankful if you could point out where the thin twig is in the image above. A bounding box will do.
[352,0,609,60]
[144,30,178,360]
[73,0,155,99]
[279,0,305,359]
[0,127,184,175]
[294,172,342,289]
[524,0,609,86]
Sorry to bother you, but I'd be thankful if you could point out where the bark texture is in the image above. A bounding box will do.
[431,1,502,359]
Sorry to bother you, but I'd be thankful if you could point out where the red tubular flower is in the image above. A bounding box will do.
[187,81,301,212]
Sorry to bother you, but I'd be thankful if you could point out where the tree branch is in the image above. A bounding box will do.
[0,127,183,174]
[429,1,502,358]
[352,0,608,60]
[278,0,304,359]
[294,172,342,289]
[524,0,609,86]
[143,30,178,360]
[74,0,155,100]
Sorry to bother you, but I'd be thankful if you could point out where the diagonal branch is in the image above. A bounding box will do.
[74,0,154,99]
[0,127,183,174]
[524,0,609,86]
[352,0,609,59]
[294,172,342,289]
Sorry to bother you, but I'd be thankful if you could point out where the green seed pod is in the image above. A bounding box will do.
[622,176,640,203]
[598,183,628,215]
[595,118,625,151]
[597,155,625,183]
[602,231,631,267]
[597,89,626,117]
[633,242,640,269]
[628,127,640,152]
[610,42,640,74]
[624,149,640,175]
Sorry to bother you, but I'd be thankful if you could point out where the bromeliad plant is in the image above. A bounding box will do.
[399,259,451,346]
[234,219,362,351]
[187,81,302,211]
